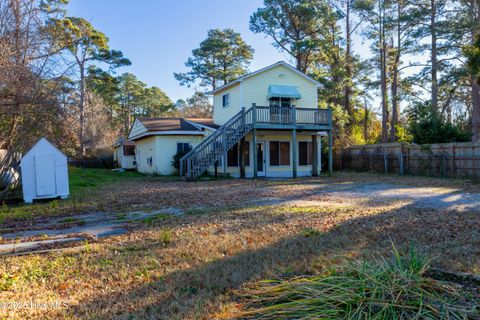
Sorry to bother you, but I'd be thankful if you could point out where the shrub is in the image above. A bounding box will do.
[406,102,471,144]
[237,246,477,319]
[172,149,191,171]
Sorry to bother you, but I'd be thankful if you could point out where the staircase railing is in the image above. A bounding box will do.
[179,107,254,180]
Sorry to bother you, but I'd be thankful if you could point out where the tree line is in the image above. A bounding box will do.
[177,0,480,146]
[1,0,479,159]
[0,0,210,158]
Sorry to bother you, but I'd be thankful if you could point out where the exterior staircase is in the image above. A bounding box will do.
[179,107,254,180]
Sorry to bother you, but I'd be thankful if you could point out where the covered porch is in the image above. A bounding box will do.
[216,102,333,178]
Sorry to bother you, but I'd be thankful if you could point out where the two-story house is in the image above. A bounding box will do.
[128,61,333,179]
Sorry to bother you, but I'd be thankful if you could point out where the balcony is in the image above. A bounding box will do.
[247,105,332,131]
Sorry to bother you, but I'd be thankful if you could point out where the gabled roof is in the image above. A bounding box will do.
[22,137,65,160]
[208,61,323,95]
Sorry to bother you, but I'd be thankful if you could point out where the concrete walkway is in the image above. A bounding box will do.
[0,208,183,255]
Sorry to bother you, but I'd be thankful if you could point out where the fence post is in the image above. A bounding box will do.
[384,153,388,173]
[452,145,456,175]
[442,154,446,178]
[399,152,404,175]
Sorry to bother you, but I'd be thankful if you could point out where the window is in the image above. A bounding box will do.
[227,144,239,167]
[269,97,291,108]
[299,142,313,166]
[269,141,290,166]
[227,142,250,167]
[222,94,230,107]
[177,143,191,153]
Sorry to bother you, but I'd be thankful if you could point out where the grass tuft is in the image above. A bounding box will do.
[236,245,478,319]
[141,213,171,225]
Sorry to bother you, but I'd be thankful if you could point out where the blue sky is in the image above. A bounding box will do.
[67,0,290,102]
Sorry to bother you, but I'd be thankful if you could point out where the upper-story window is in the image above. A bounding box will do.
[222,93,230,107]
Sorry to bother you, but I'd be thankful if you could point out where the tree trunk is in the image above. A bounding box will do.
[345,0,353,118]
[390,5,401,142]
[468,0,480,141]
[364,96,369,142]
[380,1,389,143]
[431,0,438,110]
[472,75,480,142]
[79,63,86,157]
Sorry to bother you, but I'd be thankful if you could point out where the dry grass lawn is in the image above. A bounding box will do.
[0,171,479,319]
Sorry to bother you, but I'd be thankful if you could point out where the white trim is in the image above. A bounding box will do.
[222,93,230,108]
[267,140,291,167]
[129,131,208,141]
[256,140,267,177]
[208,61,323,95]
[22,138,66,161]
[127,118,148,141]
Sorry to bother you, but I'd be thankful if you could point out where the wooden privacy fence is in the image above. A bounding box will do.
[335,142,480,178]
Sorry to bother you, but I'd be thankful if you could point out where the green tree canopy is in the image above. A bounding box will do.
[174,28,254,90]
[250,0,337,73]
[48,16,130,155]
[465,35,480,83]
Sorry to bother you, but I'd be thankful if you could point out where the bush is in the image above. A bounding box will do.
[406,102,471,144]
[237,246,477,319]
[171,149,191,171]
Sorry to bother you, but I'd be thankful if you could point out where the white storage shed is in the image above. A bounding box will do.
[21,138,69,203]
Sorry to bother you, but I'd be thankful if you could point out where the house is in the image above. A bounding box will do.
[113,139,136,170]
[21,138,69,203]
[128,61,333,179]
[127,117,218,175]
[180,61,333,180]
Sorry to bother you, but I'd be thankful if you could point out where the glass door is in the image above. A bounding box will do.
[256,141,266,176]
[269,98,292,123]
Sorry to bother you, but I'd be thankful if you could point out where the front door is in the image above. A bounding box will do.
[256,141,266,177]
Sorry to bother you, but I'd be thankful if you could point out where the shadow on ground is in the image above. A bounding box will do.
[60,186,480,320]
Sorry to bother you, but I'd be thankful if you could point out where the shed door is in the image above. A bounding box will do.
[34,154,56,196]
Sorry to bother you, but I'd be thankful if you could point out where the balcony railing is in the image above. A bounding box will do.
[251,105,332,128]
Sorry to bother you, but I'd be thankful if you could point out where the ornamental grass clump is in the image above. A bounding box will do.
[237,246,478,319]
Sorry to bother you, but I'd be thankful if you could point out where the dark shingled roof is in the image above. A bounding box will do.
[137,117,219,131]
[137,118,199,132]
[186,118,221,129]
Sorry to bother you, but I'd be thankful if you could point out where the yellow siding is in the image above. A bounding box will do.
[135,136,157,174]
[213,64,319,125]
[113,146,135,169]
[136,135,206,175]
[213,83,241,125]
